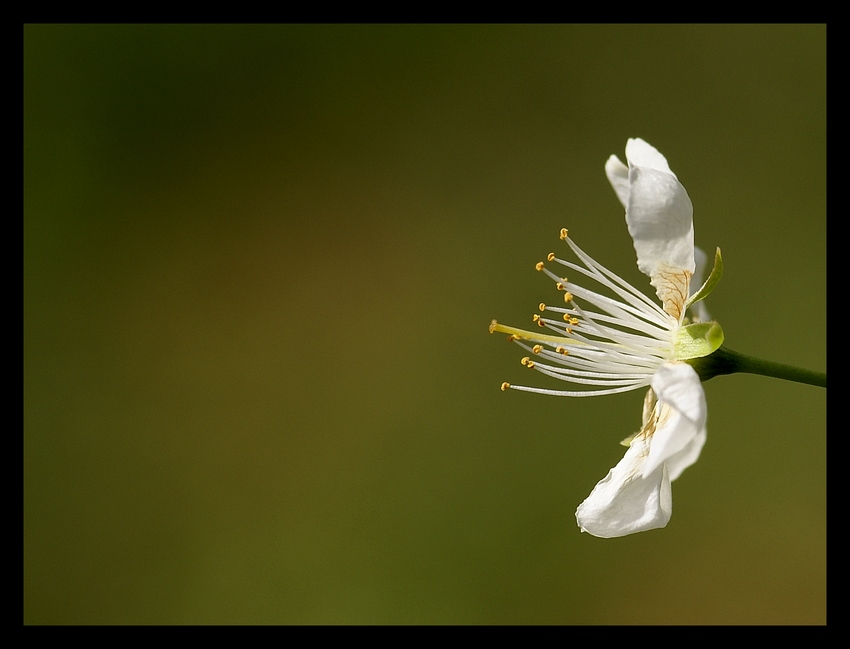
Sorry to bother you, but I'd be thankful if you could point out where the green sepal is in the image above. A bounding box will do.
[674,321,725,360]
[684,247,723,313]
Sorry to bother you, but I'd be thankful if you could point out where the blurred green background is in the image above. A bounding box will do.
[24,25,825,624]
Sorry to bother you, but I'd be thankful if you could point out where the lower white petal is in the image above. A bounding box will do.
[666,426,706,481]
[642,362,706,478]
[575,435,672,538]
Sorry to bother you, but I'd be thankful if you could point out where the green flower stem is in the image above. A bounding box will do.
[689,346,826,388]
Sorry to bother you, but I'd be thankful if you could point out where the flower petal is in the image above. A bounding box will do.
[642,362,706,479]
[604,154,630,209]
[688,246,711,322]
[665,426,706,481]
[624,137,676,177]
[575,433,672,538]
[622,139,695,320]
[691,246,708,296]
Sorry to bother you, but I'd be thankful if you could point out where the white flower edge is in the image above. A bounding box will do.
[575,362,706,538]
[605,138,695,321]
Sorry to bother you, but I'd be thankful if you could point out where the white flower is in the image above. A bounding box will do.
[490,138,722,538]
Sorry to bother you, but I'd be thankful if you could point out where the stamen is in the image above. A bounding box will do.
[489,321,572,346]
[562,236,670,323]
[491,229,681,398]
[507,383,651,398]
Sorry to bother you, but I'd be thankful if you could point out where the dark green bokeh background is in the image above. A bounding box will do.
[25,25,825,624]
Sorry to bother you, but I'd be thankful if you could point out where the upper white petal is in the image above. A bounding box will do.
[642,362,706,478]
[608,139,696,319]
[688,246,711,323]
[691,246,708,293]
[575,433,672,538]
[626,163,695,280]
[624,137,676,177]
[604,154,630,209]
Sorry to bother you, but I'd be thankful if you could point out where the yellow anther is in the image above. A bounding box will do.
[535,261,545,271]
[560,228,569,240]
[556,347,569,355]
[538,302,546,312]
[563,313,572,322]
[521,357,535,368]
[547,252,556,262]
[568,317,579,325]
[563,292,574,302]
[500,382,510,391]
[489,319,499,334]
[532,345,542,354]
[555,282,565,291]
[507,334,517,342]
[532,314,541,323]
